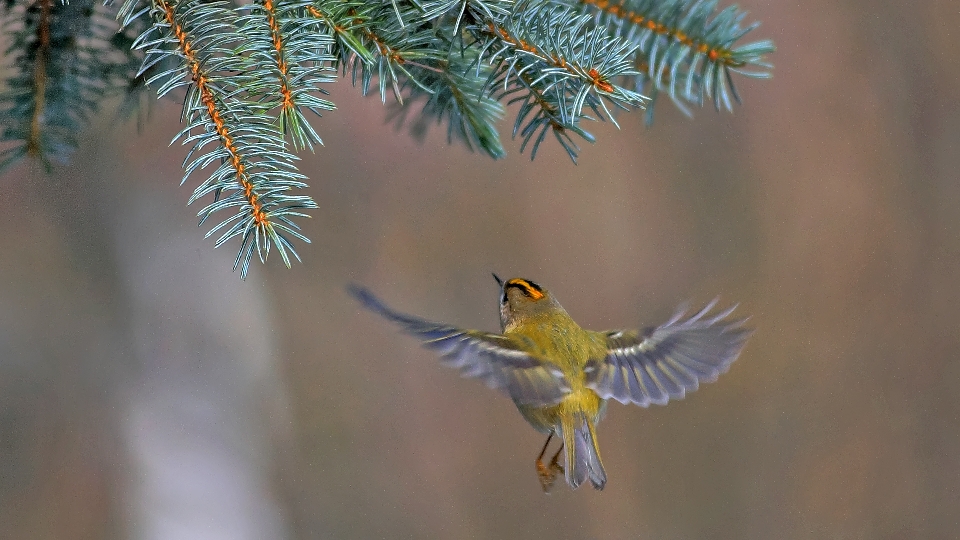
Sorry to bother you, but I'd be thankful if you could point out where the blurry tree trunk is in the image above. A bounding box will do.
[0,147,295,539]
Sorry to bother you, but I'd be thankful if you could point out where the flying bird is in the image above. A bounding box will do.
[349,275,751,492]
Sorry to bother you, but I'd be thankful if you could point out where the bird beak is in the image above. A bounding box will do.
[492,273,503,287]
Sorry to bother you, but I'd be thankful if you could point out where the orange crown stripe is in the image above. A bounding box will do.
[506,279,545,300]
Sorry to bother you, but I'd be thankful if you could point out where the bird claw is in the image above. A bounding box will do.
[536,449,564,493]
[536,460,563,493]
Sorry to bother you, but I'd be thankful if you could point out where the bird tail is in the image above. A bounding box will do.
[561,411,607,490]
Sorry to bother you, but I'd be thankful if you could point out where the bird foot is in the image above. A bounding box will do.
[536,449,564,493]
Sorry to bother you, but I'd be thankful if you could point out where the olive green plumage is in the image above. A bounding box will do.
[349,275,751,491]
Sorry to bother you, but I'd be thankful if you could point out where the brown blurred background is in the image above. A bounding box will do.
[2,1,959,538]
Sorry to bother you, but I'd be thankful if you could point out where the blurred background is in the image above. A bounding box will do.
[2,1,959,538]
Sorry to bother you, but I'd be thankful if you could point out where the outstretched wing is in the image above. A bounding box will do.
[349,285,570,407]
[584,299,751,407]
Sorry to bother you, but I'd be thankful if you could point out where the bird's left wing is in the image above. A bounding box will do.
[349,286,570,407]
[584,299,751,407]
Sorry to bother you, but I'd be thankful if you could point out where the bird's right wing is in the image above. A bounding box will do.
[349,286,571,407]
[584,300,751,407]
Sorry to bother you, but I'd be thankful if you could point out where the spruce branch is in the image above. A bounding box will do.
[0,0,124,172]
[389,49,506,159]
[129,0,318,278]
[571,0,775,119]
[418,0,513,37]
[475,1,647,162]
[305,0,376,65]
[236,0,337,151]
[326,1,444,104]
[0,0,775,278]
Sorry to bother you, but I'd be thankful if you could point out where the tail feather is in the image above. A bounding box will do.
[561,412,607,490]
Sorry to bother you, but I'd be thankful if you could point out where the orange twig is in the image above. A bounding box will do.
[579,0,739,66]
[158,0,266,226]
[486,22,615,94]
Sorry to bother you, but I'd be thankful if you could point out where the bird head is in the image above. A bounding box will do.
[492,274,563,331]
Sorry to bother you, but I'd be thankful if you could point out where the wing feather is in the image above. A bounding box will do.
[586,300,751,407]
[350,285,570,407]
